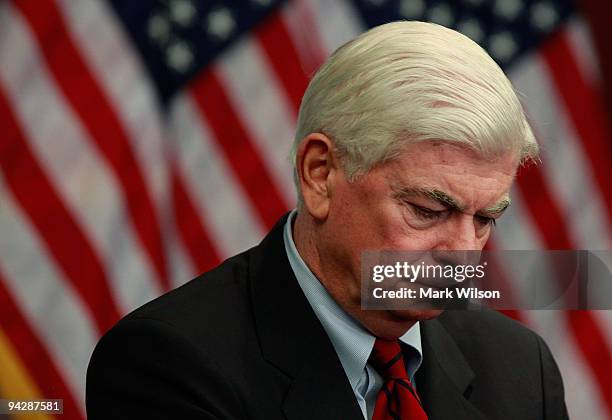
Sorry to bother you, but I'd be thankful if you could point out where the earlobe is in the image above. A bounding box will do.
[296,133,336,220]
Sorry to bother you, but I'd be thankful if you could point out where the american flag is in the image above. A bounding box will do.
[0,0,610,419]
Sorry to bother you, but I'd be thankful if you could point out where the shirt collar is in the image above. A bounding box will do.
[283,210,422,391]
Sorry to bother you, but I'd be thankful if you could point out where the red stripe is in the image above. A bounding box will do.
[483,241,526,324]
[579,1,612,124]
[255,12,313,115]
[540,31,612,229]
[516,163,612,415]
[15,0,170,291]
[171,168,221,274]
[566,311,612,415]
[189,70,289,229]
[284,0,327,76]
[0,86,120,334]
[515,162,572,249]
[0,269,83,420]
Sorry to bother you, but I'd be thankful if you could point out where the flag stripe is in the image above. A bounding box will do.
[171,168,222,275]
[218,37,298,205]
[510,54,612,248]
[303,0,363,56]
[493,196,611,418]
[282,0,327,77]
[0,173,98,411]
[515,142,612,416]
[482,241,525,322]
[515,163,572,249]
[169,93,265,257]
[530,34,612,413]
[566,311,612,415]
[529,310,610,419]
[14,0,170,291]
[255,12,312,115]
[541,31,612,226]
[566,18,602,85]
[0,269,82,419]
[593,310,612,354]
[0,3,161,313]
[0,86,120,334]
[55,0,169,211]
[491,187,541,251]
[189,69,289,229]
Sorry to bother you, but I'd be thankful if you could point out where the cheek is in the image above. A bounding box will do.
[386,227,445,250]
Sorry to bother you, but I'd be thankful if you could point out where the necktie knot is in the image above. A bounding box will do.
[369,338,428,420]
[369,338,409,381]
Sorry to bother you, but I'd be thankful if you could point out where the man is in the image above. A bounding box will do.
[87,21,568,419]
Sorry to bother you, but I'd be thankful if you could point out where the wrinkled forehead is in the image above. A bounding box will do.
[389,140,520,175]
[374,141,520,207]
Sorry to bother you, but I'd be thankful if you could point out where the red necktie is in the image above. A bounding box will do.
[369,338,428,420]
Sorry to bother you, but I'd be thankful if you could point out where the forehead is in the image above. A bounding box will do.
[366,141,519,206]
[385,140,518,176]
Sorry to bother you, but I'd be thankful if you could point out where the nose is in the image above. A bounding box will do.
[432,214,483,266]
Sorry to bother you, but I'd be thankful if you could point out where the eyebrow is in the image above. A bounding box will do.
[392,186,511,216]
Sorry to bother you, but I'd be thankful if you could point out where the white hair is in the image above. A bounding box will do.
[292,21,537,184]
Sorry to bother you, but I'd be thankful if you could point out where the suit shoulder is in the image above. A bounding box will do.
[435,309,540,352]
[127,250,250,321]
[106,248,257,352]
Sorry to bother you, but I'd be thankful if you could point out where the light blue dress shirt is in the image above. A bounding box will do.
[283,210,423,420]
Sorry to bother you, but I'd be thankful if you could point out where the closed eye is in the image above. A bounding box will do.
[411,204,445,220]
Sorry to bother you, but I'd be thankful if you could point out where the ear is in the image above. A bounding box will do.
[295,133,338,220]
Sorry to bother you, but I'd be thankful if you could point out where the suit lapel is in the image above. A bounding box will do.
[249,215,363,420]
[417,317,487,420]
[249,215,487,419]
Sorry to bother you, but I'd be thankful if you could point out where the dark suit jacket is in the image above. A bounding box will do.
[86,215,569,419]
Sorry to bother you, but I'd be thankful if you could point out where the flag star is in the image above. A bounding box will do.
[170,0,196,27]
[531,1,559,31]
[148,14,170,45]
[457,19,485,44]
[494,0,523,21]
[399,0,425,19]
[206,7,236,41]
[489,32,517,62]
[166,40,194,72]
[427,4,455,27]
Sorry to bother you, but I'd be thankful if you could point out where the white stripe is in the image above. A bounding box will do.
[0,176,97,415]
[491,186,541,250]
[217,41,297,207]
[55,0,174,289]
[55,0,170,213]
[529,310,609,420]
[304,0,363,55]
[509,54,612,249]
[168,93,265,258]
[166,204,198,288]
[592,310,612,356]
[0,4,160,312]
[282,0,327,75]
[491,195,567,309]
[493,194,608,417]
[566,17,601,84]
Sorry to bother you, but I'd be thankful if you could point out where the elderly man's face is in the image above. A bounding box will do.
[308,140,518,335]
